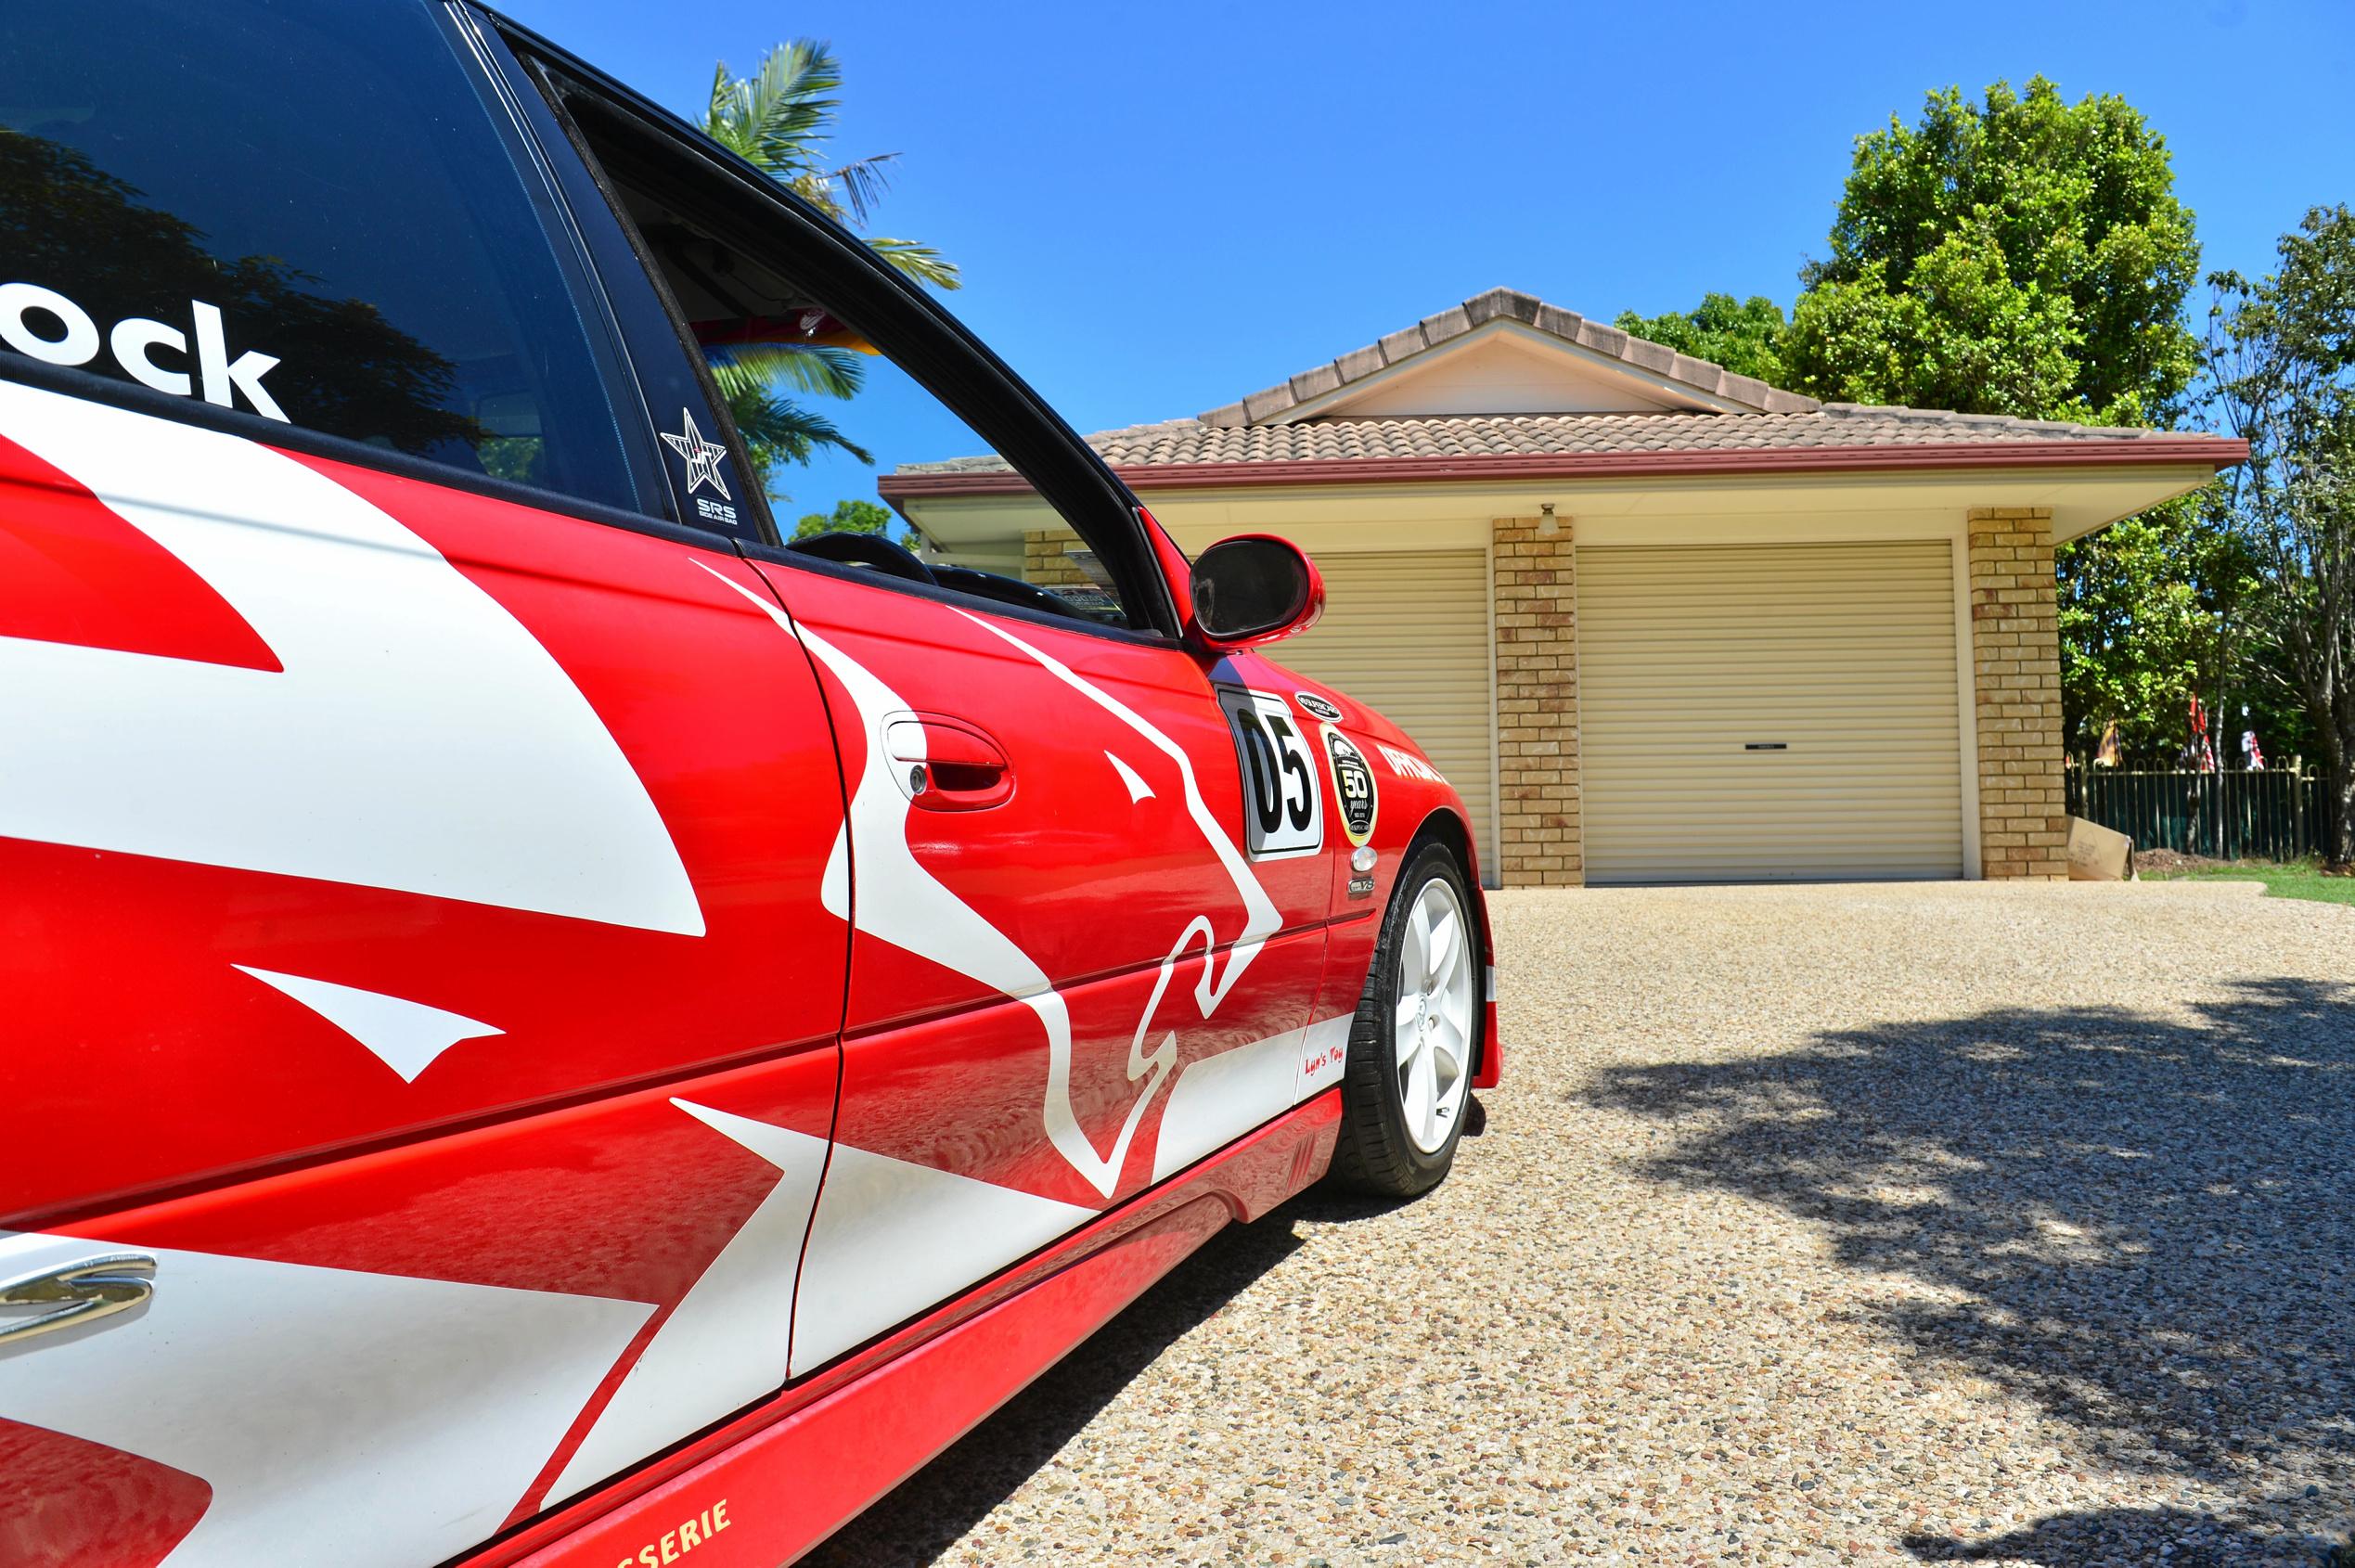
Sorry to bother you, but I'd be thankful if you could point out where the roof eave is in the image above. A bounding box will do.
[879,436,2250,501]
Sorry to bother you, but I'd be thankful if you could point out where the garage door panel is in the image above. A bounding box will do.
[1579,541,1963,884]
[1270,549,1494,877]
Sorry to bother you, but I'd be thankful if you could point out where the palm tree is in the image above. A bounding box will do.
[701,41,959,485]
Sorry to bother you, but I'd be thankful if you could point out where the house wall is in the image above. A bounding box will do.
[998,486,2085,891]
[1022,528,1092,589]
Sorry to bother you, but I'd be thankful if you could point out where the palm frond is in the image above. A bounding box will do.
[727,386,874,469]
[866,236,963,291]
[708,343,866,402]
[829,153,900,225]
[703,60,753,162]
[779,169,854,225]
[704,41,843,180]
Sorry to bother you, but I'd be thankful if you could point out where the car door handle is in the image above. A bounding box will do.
[0,1252,158,1347]
[884,714,1013,811]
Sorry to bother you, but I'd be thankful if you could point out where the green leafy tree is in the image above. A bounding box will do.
[1782,76,2200,425]
[699,42,959,487]
[1773,76,2233,763]
[1615,294,1791,386]
[793,497,897,540]
[2053,500,2283,762]
[2202,206,2355,866]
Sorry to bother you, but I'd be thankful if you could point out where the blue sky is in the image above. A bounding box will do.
[499,0,2352,505]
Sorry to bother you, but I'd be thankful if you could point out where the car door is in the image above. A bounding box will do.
[760,549,1342,1369]
[0,6,848,1564]
[521,77,1350,1375]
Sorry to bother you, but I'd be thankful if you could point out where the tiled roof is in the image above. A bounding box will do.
[896,405,2216,478]
[1197,287,1821,424]
[889,287,2243,489]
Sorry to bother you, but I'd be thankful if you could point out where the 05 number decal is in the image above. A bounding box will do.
[1218,687,1324,858]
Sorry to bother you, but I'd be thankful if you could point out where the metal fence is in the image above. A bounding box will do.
[2066,765,2330,860]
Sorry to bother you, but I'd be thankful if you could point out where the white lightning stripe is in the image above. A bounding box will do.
[1107,750,1153,803]
[232,966,501,1083]
[0,1230,654,1568]
[1152,1011,1355,1181]
[948,607,1281,996]
[790,1136,1096,1375]
[706,564,1288,1203]
[0,380,702,934]
[543,1099,830,1507]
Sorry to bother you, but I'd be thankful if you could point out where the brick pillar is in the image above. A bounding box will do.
[1023,527,1089,587]
[1492,516,1581,886]
[1967,508,2068,880]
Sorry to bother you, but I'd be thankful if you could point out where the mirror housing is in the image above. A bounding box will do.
[1188,534,1324,649]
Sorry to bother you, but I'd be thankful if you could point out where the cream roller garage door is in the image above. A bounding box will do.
[1276,549,1496,875]
[1578,541,1963,883]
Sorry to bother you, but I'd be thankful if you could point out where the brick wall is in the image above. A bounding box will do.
[1022,528,1090,588]
[1967,508,2069,880]
[1492,516,1581,886]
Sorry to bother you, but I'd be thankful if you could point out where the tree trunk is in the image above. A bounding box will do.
[2333,758,2355,870]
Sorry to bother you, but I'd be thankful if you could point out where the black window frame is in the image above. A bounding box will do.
[477,5,1185,643]
[0,0,713,546]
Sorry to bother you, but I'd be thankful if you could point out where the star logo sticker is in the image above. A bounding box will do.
[659,408,731,500]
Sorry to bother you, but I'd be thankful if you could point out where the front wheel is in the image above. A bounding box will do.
[1325,842,1480,1197]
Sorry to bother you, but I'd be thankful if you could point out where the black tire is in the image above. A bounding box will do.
[1325,841,1481,1198]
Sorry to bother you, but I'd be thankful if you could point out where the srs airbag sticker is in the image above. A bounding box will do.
[1323,725,1377,846]
[1218,685,1323,858]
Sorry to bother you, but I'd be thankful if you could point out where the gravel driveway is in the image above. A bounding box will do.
[809,882,2353,1567]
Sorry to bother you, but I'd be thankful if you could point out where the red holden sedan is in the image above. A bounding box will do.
[0,4,1498,1564]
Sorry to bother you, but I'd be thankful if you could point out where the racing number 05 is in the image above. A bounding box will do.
[1220,688,1323,859]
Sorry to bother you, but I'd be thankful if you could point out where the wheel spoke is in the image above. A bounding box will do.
[1404,1029,1437,1147]
[1423,906,1459,987]
[1396,1016,1430,1076]
[1394,993,1422,1030]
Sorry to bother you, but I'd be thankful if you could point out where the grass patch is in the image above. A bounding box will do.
[2144,856,2355,906]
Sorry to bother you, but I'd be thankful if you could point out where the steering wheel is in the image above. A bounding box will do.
[789,530,939,587]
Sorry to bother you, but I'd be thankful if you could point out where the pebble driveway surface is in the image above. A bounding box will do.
[809,882,2352,1567]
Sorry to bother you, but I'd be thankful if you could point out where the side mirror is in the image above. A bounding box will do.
[1189,534,1324,649]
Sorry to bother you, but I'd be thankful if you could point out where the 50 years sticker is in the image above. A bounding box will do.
[1321,726,1378,846]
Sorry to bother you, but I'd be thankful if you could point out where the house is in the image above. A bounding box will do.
[888,289,2245,888]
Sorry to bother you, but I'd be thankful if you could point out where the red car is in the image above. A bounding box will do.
[0,5,1497,1564]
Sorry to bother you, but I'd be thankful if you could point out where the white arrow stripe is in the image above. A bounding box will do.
[0,381,702,934]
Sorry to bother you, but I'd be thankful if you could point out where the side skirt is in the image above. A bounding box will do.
[483,1089,1342,1568]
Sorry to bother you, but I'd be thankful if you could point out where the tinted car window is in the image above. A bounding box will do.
[0,0,637,512]
[586,160,1135,627]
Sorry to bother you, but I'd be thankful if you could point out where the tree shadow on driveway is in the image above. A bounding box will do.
[1582,977,2353,1562]
[1903,1505,2332,1564]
